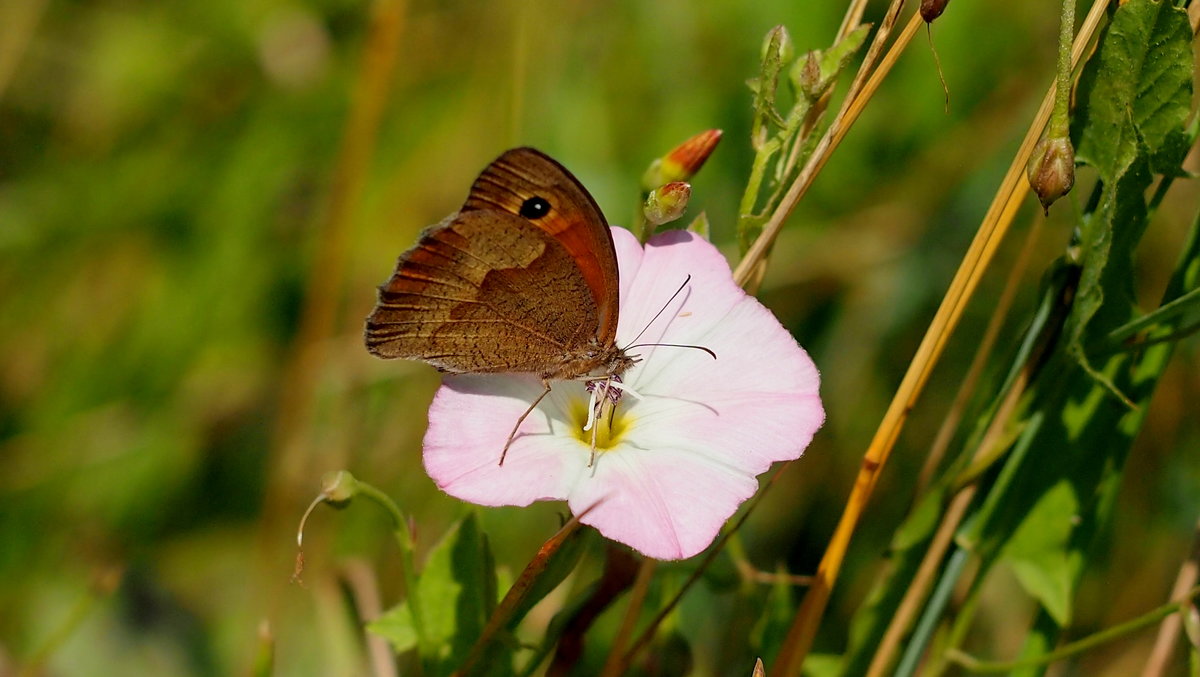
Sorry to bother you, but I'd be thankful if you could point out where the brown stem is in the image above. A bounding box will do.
[599,558,657,677]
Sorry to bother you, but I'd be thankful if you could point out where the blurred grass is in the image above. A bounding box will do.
[1,0,1197,675]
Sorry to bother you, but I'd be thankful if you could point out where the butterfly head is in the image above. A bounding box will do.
[546,340,640,383]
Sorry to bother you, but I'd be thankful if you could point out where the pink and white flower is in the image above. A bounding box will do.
[423,227,824,560]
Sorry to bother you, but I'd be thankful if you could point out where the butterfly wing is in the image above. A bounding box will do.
[364,148,620,375]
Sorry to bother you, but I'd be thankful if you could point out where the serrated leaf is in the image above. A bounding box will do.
[1074,0,1193,182]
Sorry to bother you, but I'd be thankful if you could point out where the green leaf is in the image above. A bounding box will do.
[687,211,711,240]
[1000,481,1079,625]
[750,26,792,145]
[803,654,844,677]
[369,602,419,654]
[369,513,502,675]
[1074,0,1193,182]
[957,151,1200,659]
[1064,157,1152,394]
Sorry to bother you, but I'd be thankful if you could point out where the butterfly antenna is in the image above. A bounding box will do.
[624,342,717,360]
[623,274,693,348]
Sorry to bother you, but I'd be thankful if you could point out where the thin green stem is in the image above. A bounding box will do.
[1049,0,1075,138]
[947,586,1200,673]
[354,480,425,653]
[739,139,781,220]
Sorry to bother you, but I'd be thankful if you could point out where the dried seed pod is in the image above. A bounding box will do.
[1027,136,1076,213]
[921,0,950,22]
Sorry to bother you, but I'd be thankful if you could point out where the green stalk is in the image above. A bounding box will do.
[353,479,427,657]
[947,587,1200,673]
[1048,0,1074,139]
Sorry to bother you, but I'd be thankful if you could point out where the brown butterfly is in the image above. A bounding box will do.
[365,148,639,463]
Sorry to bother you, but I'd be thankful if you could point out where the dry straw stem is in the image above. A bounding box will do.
[1141,518,1200,677]
[769,1,1112,674]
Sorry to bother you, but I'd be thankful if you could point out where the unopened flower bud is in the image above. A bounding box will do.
[641,129,722,190]
[321,470,360,503]
[1027,136,1075,213]
[644,182,691,227]
[790,25,870,101]
[795,51,822,101]
[760,25,794,66]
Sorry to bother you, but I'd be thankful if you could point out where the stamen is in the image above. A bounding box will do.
[603,380,642,400]
[583,386,600,432]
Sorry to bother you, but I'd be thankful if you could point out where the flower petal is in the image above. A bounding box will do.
[424,375,591,506]
[567,443,760,560]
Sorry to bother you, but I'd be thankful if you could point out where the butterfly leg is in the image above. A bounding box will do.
[500,380,553,466]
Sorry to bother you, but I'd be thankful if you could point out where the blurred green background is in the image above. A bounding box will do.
[1,0,1197,675]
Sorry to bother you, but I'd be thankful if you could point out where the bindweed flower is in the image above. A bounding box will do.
[422,227,824,560]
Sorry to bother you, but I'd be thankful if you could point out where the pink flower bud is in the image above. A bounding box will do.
[641,130,723,189]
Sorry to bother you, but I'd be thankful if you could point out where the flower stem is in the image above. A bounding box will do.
[600,558,657,677]
[946,587,1200,673]
[352,480,426,652]
[733,1,912,290]
[1049,0,1074,139]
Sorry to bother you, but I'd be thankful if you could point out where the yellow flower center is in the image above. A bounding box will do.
[567,397,633,452]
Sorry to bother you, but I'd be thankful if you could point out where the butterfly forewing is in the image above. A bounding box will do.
[366,206,603,374]
[464,148,620,345]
